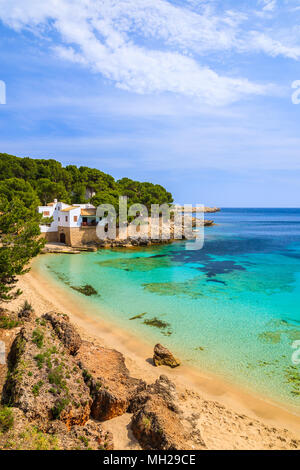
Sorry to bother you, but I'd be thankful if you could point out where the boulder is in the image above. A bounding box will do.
[130,375,191,450]
[76,341,146,421]
[43,311,82,355]
[129,375,179,414]
[153,343,180,368]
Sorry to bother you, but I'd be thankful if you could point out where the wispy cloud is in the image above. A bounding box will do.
[261,0,277,12]
[0,0,299,105]
[0,0,283,105]
[246,31,300,60]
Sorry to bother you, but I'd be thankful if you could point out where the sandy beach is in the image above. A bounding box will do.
[8,257,300,450]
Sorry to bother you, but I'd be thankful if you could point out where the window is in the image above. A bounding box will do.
[43,211,50,216]
[74,216,78,222]
[65,216,68,222]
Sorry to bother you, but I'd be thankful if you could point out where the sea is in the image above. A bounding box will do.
[35,208,300,410]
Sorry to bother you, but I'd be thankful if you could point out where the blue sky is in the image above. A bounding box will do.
[0,0,300,206]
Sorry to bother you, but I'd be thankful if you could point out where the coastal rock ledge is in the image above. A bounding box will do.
[153,343,181,368]
[76,341,146,421]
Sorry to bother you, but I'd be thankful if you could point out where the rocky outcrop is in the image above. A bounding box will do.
[47,419,113,450]
[0,407,114,450]
[0,307,19,329]
[0,308,116,450]
[192,206,220,213]
[43,311,82,355]
[76,341,145,421]
[130,375,191,450]
[3,320,91,429]
[153,343,180,368]
[173,206,220,213]
[0,318,20,395]
[18,301,35,322]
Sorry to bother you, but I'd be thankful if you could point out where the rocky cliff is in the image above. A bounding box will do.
[0,304,299,451]
[0,305,198,450]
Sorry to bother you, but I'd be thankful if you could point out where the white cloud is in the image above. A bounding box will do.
[0,0,296,104]
[261,0,277,12]
[247,31,300,60]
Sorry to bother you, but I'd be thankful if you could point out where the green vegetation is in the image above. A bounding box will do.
[0,315,19,329]
[79,435,89,448]
[0,196,45,301]
[34,350,53,370]
[142,416,151,429]
[0,153,173,210]
[19,300,34,318]
[0,425,60,450]
[0,407,14,433]
[48,365,68,394]
[51,398,70,419]
[32,329,44,349]
[32,381,44,397]
[0,153,173,302]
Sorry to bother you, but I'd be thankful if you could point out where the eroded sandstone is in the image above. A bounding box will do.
[76,341,145,421]
[130,375,194,450]
[2,320,91,429]
[43,311,82,355]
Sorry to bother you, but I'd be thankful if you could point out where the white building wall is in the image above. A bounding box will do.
[39,201,97,232]
[58,207,81,228]
[38,205,57,233]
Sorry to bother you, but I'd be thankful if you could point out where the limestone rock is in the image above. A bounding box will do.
[130,375,179,414]
[3,320,91,429]
[153,343,180,368]
[0,408,113,450]
[48,419,114,450]
[76,341,146,421]
[43,311,82,355]
[130,375,191,450]
[18,302,35,322]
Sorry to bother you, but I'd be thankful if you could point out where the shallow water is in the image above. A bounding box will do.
[36,208,300,409]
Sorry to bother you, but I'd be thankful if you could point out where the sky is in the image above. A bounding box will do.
[0,0,300,207]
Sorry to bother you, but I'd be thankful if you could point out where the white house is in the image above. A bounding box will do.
[39,199,99,245]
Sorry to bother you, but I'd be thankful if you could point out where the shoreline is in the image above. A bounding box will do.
[9,255,300,441]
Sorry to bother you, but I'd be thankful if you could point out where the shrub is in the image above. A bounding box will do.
[19,300,34,318]
[32,381,44,397]
[51,398,69,419]
[0,406,14,433]
[32,329,44,348]
[0,316,19,329]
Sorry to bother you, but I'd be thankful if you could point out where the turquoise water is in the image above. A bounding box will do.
[36,209,300,409]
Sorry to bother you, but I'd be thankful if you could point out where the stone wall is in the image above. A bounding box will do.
[42,226,99,246]
[69,226,99,246]
[40,231,59,243]
[58,227,72,245]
